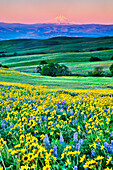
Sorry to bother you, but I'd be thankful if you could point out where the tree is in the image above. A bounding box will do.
[110,56,113,60]
[109,64,113,75]
[41,63,71,77]
[89,56,102,62]
[36,66,42,73]
[40,60,48,65]
[92,66,104,76]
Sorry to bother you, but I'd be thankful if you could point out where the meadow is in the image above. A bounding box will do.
[0,67,113,89]
[0,37,113,170]
[0,81,113,170]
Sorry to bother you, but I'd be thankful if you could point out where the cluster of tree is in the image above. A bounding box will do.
[110,64,113,75]
[88,64,113,77]
[0,52,46,58]
[89,56,102,62]
[88,67,104,76]
[111,56,113,60]
[0,63,8,68]
[0,52,17,58]
[37,62,71,77]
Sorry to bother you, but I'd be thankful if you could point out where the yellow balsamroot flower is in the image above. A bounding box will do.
[101,145,104,150]
[61,152,65,159]
[14,144,21,148]
[11,150,17,155]
[95,156,104,161]
[106,157,112,165]
[50,132,54,135]
[0,167,3,170]
[43,164,51,170]
[79,154,86,163]
[40,134,45,140]
[78,126,80,134]
[20,165,30,170]
[20,134,25,141]
[93,142,96,149]
[52,156,57,161]
[65,159,71,166]
[104,168,113,170]
[8,149,13,152]
[22,155,29,162]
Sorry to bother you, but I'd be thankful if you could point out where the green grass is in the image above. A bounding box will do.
[11,60,113,75]
[0,37,113,89]
[0,50,113,68]
[0,37,113,55]
[0,68,113,89]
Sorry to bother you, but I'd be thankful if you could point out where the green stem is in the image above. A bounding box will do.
[0,152,6,170]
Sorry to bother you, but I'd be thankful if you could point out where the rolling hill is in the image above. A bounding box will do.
[0,37,113,56]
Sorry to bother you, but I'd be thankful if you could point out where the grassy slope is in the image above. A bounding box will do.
[0,37,113,89]
[0,37,113,55]
[0,50,113,68]
[0,67,113,89]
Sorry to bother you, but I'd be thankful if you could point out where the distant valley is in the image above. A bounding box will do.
[0,22,113,40]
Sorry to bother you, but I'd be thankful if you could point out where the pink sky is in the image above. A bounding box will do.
[0,0,113,24]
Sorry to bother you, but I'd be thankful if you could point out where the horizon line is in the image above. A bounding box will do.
[0,21,113,25]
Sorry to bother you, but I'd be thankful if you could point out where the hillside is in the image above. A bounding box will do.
[0,37,113,56]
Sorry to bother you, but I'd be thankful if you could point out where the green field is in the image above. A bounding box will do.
[0,37,113,89]
[0,37,113,55]
[0,67,113,89]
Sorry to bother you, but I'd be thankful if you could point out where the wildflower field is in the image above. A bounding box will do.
[0,82,113,170]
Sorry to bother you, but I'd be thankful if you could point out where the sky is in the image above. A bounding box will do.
[0,0,113,24]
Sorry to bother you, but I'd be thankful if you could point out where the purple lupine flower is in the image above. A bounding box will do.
[86,129,88,133]
[75,143,80,151]
[10,123,13,128]
[1,108,4,113]
[72,120,77,125]
[73,166,78,170]
[61,100,63,105]
[43,116,47,121]
[104,142,111,153]
[79,139,83,145]
[111,140,113,146]
[1,122,5,128]
[73,132,78,142]
[6,105,11,111]
[44,134,51,151]
[53,145,57,157]
[84,114,87,121]
[110,132,113,136]
[78,109,81,115]
[60,134,64,144]
[104,109,107,112]
[70,110,74,116]
[56,101,59,106]
[89,113,92,118]
[91,150,95,157]
[60,109,64,113]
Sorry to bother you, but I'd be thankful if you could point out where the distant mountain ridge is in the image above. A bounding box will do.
[0,22,113,40]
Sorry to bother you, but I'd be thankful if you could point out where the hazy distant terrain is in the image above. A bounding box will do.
[1,22,113,40]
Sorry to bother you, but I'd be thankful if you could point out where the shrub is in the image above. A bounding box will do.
[89,56,102,62]
[88,66,104,76]
[36,66,42,73]
[109,64,113,75]
[40,60,48,65]
[92,66,104,76]
[2,65,9,68]
[41,63,71,77]
[110,56,113,60]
